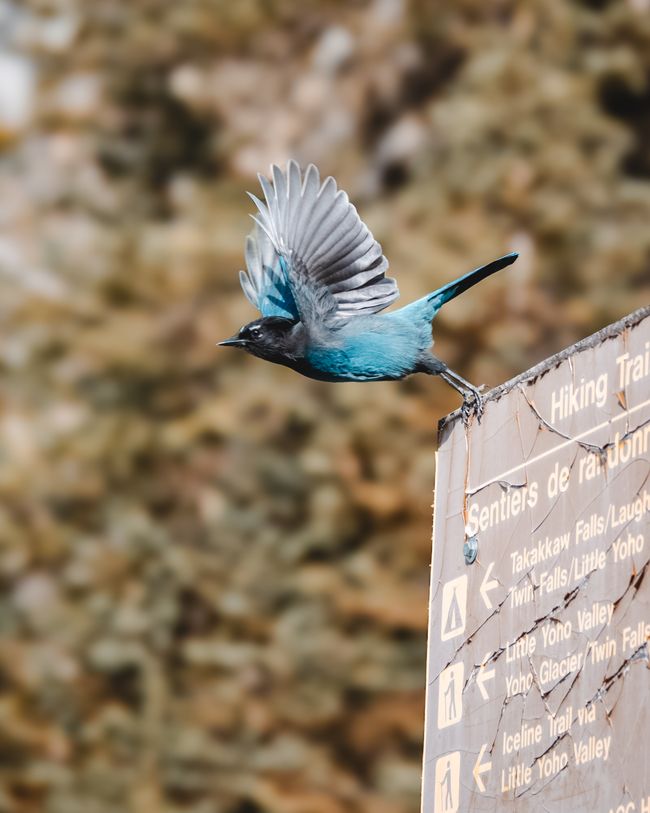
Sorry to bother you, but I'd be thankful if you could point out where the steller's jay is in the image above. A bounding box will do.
[219,161,518,420]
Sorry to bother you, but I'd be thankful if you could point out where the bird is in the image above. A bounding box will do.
[219,161,518,421]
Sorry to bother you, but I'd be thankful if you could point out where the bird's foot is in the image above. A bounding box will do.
[438,366,486,426]
[461,386,484,426]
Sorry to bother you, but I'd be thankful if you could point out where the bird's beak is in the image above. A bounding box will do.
[217,336,248,347]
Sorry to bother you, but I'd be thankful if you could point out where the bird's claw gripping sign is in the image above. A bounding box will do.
[422,307,650,812]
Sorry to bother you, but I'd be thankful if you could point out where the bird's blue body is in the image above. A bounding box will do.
[220,161,518,415]
[303,303,435,382]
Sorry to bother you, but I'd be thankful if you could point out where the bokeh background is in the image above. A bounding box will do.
[1,1,649,812]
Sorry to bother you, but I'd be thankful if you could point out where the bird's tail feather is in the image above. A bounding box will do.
[427,252,518,310]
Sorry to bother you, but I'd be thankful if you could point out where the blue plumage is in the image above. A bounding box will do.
[220,162,518,418]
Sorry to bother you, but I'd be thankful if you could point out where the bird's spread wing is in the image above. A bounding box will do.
[238,226,299,319]
[243,161,399,327]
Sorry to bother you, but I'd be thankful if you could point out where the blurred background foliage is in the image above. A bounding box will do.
[0,1,649,811]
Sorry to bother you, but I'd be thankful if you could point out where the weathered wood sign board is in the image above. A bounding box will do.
[422,306,650,812]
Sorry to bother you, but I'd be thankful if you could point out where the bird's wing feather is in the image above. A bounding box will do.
[238,227,299,319]
[247,161,399,327]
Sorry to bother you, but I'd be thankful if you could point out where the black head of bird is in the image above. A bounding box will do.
[219,316,301,365]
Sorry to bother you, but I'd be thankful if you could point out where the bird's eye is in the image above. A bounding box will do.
[240,324,262,340]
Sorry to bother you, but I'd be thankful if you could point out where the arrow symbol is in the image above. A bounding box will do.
[476,652,495,701]
[480,561,498,610]
[473,743,492,792]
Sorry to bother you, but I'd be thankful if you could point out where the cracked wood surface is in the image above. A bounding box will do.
[422,307,650,812]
